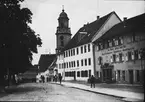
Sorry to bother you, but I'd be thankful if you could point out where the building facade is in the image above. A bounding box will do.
[55,10,122,81]
[93,13,145,84]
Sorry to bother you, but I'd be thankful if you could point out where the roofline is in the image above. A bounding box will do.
[91,11,122,42]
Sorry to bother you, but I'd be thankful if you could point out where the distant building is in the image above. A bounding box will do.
[55,9,122,81]
[38,54,56,73]
[93,13,145,84]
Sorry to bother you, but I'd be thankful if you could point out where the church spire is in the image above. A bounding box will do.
[62,5,64,12]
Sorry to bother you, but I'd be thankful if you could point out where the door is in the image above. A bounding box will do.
[129,70,133,84]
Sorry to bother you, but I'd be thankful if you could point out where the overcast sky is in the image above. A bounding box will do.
[22,0,145,65]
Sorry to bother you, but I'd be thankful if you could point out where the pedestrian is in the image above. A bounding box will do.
[90,75,95,88]
[58,74,62,84]
[41,75,45,83]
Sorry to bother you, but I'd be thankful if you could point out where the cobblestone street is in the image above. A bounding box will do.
[0,83,124,102]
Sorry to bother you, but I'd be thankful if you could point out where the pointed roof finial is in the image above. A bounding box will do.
[62,5,64,12]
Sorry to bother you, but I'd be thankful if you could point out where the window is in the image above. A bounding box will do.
[77,48,79,54]
[73,49,75,56]
[81,46,83,53]
[125,53,128,61]
[131,51,135,60]
[85,59,87,66]
[69,50,70,56]
[77,71,80,77]
[88,58,91,65]
[74,61,76,67]
[67,62,68,68]
[71,49,73,56]
[69,62,71,68]
[128,52,132,60]
[119,36,123,45]
[81,59,83,66]
[115,38,119,46]
[71,61,73,67]
[110,56,113,63]
[134,50,139,60]
[122,71,125,81]
[116,54,119,62]
[119,53,123,62]
[84,45,87,53]
[85,70,88,77]
[113,54,116,62]
[77,60,79,67]
[88,44,90,52]
[108,40,112,47]
[98,57,102,65]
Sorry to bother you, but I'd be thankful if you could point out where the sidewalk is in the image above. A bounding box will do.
[51,81,144,102]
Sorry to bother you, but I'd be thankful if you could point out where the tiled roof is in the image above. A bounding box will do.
[95,13,145,42]
[63,11,114,50]
[38,54,56,72]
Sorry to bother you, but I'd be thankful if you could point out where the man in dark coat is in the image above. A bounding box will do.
[90,75,95,88]
[58,74,62,84]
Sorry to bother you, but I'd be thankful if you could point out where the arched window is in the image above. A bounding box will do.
[60,36,64,46]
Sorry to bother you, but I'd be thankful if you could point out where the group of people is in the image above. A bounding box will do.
[41,74,96,88]
[53,73,62,84]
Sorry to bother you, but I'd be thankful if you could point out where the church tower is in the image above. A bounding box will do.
[55,8,72,54]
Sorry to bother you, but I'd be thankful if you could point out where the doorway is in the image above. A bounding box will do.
[129,70,133,84]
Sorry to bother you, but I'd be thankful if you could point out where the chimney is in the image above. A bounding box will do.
[123,17,127,21]
[97,16,100,20]
[123,17,127,28]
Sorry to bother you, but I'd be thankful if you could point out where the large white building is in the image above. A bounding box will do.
[55,9,122,81]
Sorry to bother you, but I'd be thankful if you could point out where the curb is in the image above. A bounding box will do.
[50,82,144,102]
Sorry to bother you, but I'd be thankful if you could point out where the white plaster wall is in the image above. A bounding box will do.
[92,13,121,42]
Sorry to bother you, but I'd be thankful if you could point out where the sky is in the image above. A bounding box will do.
[21,0,145,65]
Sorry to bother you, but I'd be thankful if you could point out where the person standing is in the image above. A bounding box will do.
[58,74,62,84]
[90,75,95,88]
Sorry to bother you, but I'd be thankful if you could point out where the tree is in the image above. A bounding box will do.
[0,0,42,85]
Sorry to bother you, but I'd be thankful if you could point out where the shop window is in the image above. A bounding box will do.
[77,71,80,77]
[85,70,88,77]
